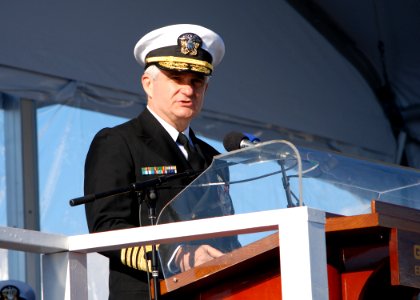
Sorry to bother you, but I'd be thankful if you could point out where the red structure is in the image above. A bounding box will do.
[158,201,420,299]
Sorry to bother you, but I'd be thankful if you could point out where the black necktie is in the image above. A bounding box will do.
[177,133,204,171]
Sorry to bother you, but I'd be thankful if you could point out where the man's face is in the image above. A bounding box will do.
[142,69,208,131]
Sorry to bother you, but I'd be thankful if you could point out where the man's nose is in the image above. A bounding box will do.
[180,83,194,95]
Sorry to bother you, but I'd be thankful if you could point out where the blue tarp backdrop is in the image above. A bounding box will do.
[2,0,419,164]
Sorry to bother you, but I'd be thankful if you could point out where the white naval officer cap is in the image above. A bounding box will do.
[134,24,225,76]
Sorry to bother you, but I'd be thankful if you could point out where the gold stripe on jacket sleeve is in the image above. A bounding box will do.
[126,247,133,268]
[132,246,139,270]
[120,248,127,266]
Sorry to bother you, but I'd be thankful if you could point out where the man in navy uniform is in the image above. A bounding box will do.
[84,24,239,299]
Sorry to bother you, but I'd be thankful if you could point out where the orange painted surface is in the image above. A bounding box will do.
[201,274,281,300]
[341,270,374,300]
[328,264,343,300]
[196,264,342,300]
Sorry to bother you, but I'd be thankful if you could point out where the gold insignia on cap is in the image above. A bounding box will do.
[178,33,202,56]
[158,61,189,71]
[146,56,213,74]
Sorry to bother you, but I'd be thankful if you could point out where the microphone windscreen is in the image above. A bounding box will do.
[223,131,248,151]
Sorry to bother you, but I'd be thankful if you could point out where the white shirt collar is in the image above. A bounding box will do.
[147,106,191,142]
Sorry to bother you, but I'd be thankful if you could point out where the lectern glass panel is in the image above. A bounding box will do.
[156,141,420,280]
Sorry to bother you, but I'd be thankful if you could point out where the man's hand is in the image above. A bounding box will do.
[175,244,224,272]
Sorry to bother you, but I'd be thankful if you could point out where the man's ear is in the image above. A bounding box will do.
[141,73,153,98]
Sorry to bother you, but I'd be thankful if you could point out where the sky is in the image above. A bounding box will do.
[36,105,125,234]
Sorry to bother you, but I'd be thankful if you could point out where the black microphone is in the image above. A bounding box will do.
[223,131,260,152]
[223,131,298,207]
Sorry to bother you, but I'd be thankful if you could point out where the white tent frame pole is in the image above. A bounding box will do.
[4,96,41,298]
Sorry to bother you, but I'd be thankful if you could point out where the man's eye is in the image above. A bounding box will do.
[194,81,205,87]
[170,76,182,81]
[192,78,205,85]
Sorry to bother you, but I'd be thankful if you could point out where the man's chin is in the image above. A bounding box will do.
[175,108,198,120]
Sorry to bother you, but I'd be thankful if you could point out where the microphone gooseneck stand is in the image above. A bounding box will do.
[69,170,199,207]
[137,188,160,300]
[279,160,297,208]
[69,170,201,300]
